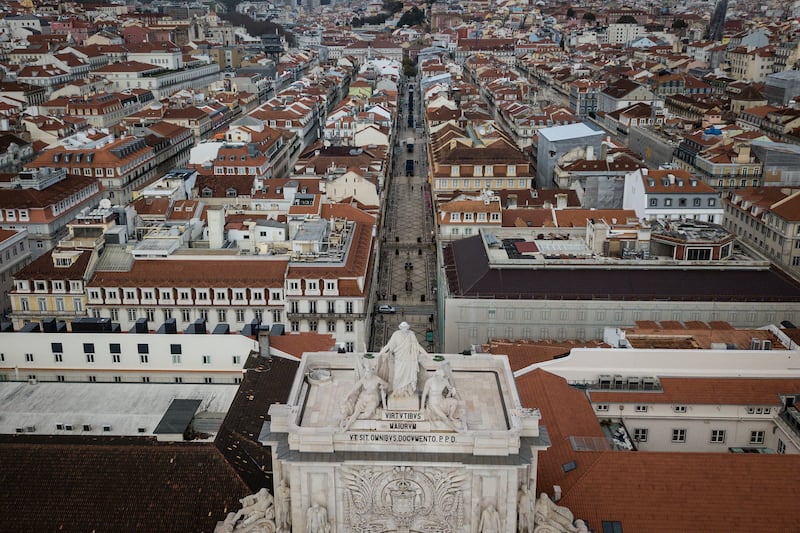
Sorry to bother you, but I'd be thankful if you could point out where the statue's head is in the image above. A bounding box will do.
[399,321,410,331]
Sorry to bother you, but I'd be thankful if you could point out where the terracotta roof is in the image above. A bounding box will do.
[589,376,800,405]
[561,449,800,532]
[0,229,22,243]
[517,370,800,532]
[515,369,606,495]
[485,339,607,371]
[95,60,161,73]
[269,332,337,358]
[641,169,715,193]
[0,437,248,532]
[554,209,637,228]
[14,248,92,281]
[89,259,288,288]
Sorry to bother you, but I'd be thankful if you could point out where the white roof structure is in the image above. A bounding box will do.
[538,122,601,142]
[0,382,238,438]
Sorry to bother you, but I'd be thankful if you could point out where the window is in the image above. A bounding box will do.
[182,309,191,322]
[345,301,354,314]
[137,344,149,354]
[109,343,121,354]
[290,321,299,332]
[170,344,181,355]
[142,377,150,383]
[57,375,65,382]
[346,341,354,352]
[202,355,211,365]
[127,308,137,321]
[172,354,181,364]
[633,428,648,442]
[204,377,213,384]
[345,320,354,332]
[86,354,95,363]
[309,320,318,332]
[233,355,241,365]
[114,376,122,383]
[750,430,765,445]
[54,353,63,363]
[175,377,183,383]
[596,404,609,412]
[710,429,726,443]
[217,309,227,322]
[664,198,672,207]
[602,521,623,533]
[686,248,711,261]
[635,405,648,413]
[112,354,120,363]
[88,376,97,383]
[140,354,149,363]
[673,405,687,413]
[672,428,687,443]
[52,342,63,353]
[777,439,786,454]
[146,308,155,321]
[488,309,496,319]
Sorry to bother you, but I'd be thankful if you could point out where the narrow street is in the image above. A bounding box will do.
[369,77,439,353]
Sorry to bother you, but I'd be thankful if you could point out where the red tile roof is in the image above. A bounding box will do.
[89,259,288,288]
[589,377,800,405]
[269,332,337,358]
[517,369,800,531]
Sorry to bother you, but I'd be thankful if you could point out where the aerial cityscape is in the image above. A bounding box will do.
[0,0,799,530]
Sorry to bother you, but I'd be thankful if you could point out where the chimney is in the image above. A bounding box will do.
[207,205,225,249]
[556,193,567,209]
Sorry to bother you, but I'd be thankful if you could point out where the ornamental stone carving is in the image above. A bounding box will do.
[340,465,465,532]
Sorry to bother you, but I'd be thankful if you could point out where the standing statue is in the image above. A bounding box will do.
[275,479,291,532]
[377,321,427,398]
[421,364,465,431]
[479,503,501,533]
[217,488,276,533]
[306,503,330,533]
[341,364,389,430]
[518,484,535,533]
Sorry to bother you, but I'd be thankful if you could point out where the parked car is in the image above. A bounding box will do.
[378,305,396,314]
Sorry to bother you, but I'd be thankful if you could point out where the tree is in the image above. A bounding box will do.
[582,12,596,22]
[402,57,416,77]
[397,6,425,28]
[672,18,688,29]
[382,0,404,14]
[566,7,576,18]
[616,15,638,24]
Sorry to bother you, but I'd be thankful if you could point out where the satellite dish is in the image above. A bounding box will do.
[99,198,112,209]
